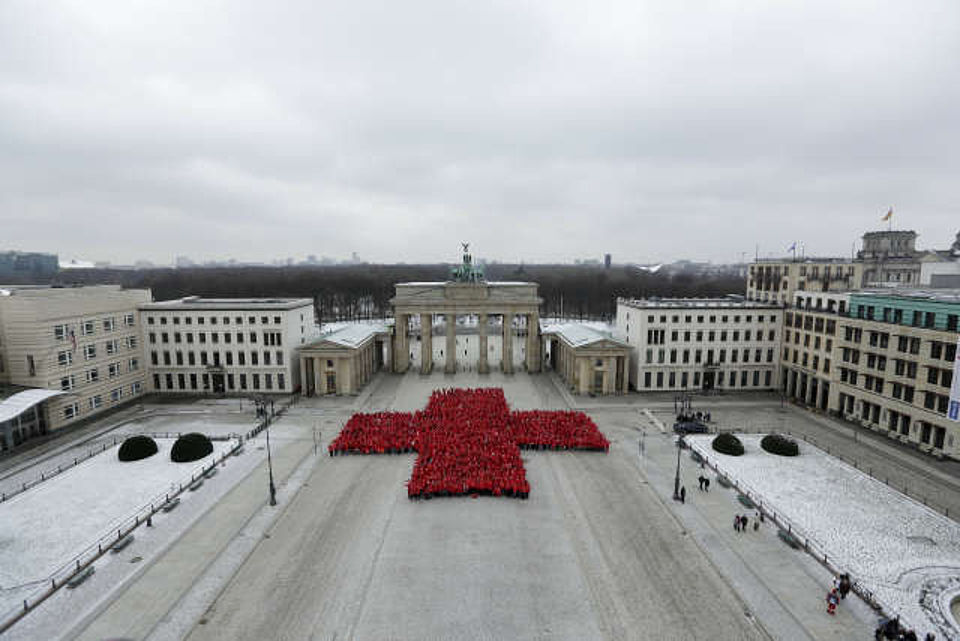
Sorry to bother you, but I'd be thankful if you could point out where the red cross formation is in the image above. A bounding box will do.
[329,388,609,499]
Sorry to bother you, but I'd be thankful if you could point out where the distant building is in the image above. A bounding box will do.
[747,258,862,305]
[0,251,58,280]
[604,254,612,269]
[858,230,922,286]
[140,297,318,396]
[0,285,151,449]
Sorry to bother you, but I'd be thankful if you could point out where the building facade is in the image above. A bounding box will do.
[541,323,630,395]
[615,298,782,392]
[747,259,862,304]
[299,323,390,396]
[0,285,151,433]
[858,230,922,286]
[140,297,317,396]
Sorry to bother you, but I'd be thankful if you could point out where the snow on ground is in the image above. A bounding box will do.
[0,439,231,618]
[688,433,960,640]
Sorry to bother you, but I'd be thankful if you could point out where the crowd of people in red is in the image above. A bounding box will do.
[328,387,609,500]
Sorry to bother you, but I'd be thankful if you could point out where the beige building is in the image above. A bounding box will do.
[299,324,389,396]
[747,259,862,304]
[858,230,921,286]
[140,297,317,396]
[541,324,630,395]
[615,298,782,392]
[0,285,151,438]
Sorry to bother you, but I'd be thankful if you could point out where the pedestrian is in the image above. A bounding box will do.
[680,486,686,503]
[741,515,748,532]
[734,515,741,532]
[704,478,710,492]
[698,476,704,491]
[839,573,851,600]
[826,588,839,615]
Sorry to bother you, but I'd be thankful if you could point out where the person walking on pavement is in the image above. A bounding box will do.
[680,486,686,503]
[734,515,741,532]
[740,515,748,532]
[826,588,839,615]
[704,477,710,492]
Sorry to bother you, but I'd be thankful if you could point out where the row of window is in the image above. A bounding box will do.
[783,348,831,374]
[842,327,957,362]
[57,336,138,366]
[784,330,833,352]
[153,372,285,392]
[646,328,776,345]
[646,347,775,365]
[54,314,136,341]
[146,314,283,326]
[839,368,954,416]
[642,369,773,389]
[853,305,959,331]
[148,331,282,347]
[839,394,949,449]
[636,313,778,325]
[62,382,143,420]
[785,312,838,336]
[150,350,285,368]
[59,359,139,390]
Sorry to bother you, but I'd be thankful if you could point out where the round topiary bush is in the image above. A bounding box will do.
[711,433,745,456]
[761,433,800,457]
[118,435,159,462]
[170,432,214,463]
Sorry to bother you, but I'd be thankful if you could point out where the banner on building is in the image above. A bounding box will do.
[950,335,960,422]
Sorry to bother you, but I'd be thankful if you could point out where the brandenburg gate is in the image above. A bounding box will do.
[390,245,542,375]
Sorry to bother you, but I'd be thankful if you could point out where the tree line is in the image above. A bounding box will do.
[53,264,746,323]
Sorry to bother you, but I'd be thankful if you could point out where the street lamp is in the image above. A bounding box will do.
[265,412,277,506]
[673,435,683,500]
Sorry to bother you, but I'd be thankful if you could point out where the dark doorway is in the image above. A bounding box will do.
[702,371,715,391]
[326,372,337,394]
[212,374,225,394]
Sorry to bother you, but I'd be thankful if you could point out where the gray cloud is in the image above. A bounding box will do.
[1,0,958,265]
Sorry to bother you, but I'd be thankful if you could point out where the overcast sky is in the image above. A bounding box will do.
[1,1,958,266]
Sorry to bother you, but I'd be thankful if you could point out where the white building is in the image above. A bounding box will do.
[0,285,152,445]
[140,297,317,396]
[615,297,783,392]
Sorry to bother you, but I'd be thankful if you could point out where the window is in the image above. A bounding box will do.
[103,318,116,332]
[236,316,242,324]
[160,317,168,325]
[85,368,99,383]
[124,313,135,327]
[126,336,138,349]
[54,324,68,340]
[199,332,207,344]
[224,333,231,344]
[240,374,248,390]
[190,373,198,390]
[277,374,285,390]
[261,316,268,324]
[174,332,182,344]
[248,316,256,324]
[212,333,219,344]
[147,317,155,325]
[253,373,261,390]
[226,352,234,366]
[131,381,142,395]
[63,402,79,420]
[165,373,174,389]
[106,339,118,355]
[223,316,230,325]
[61,375,76,391]
[238,352,246,365]
[178,374,186,390]
[188,352,196,366]
[58,350,73,366]
[111,387,122,402]
[237,332,244,344]
[251,351,259,365]
[250,332,257,343]
[84,344,97,360]
[89,395,102,410]
[151,351,158,366]
[162,332,169,344]
[81,320,95,336]
[108,362,119,378]
[129,358,139,371]
[149,332,157,344]
[265,374,273,390]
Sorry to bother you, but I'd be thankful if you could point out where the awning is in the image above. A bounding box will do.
[0,389,66,423]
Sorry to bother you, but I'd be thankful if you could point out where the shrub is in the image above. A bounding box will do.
[170,433,214,463]
[761,433,800,457]
[118,435,159,462]
[711,433,744,456]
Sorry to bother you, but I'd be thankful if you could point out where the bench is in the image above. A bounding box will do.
[777,529,801,549]
[188,478,204,492]
[204,467,218,479]
[66,565,95,589]
[737,494,755,508]
[111,534,134,553]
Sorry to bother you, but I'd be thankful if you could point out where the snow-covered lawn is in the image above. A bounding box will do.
[688,434,960,640]
[0,439,231,617]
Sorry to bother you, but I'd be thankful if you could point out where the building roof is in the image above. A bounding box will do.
[852,289,960,305]
[308,322,390,349]
[0,389,67,424]
[541,323,629,348]
[140,296,313,311]
[618,297,781,310]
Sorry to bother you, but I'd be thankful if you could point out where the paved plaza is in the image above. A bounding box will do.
[5,374,960,639]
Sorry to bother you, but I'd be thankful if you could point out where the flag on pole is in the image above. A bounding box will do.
[787,242,797,252]
[882,207,893,222]
[69,328,77,352]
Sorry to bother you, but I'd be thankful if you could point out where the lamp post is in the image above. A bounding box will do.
[673,435,683,500]
[265,413,277,506]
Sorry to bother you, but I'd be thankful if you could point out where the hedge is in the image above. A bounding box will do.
[118,435,159,462]
[170,432,214,463]
[760,433,800,457]
[711,433,745,456]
